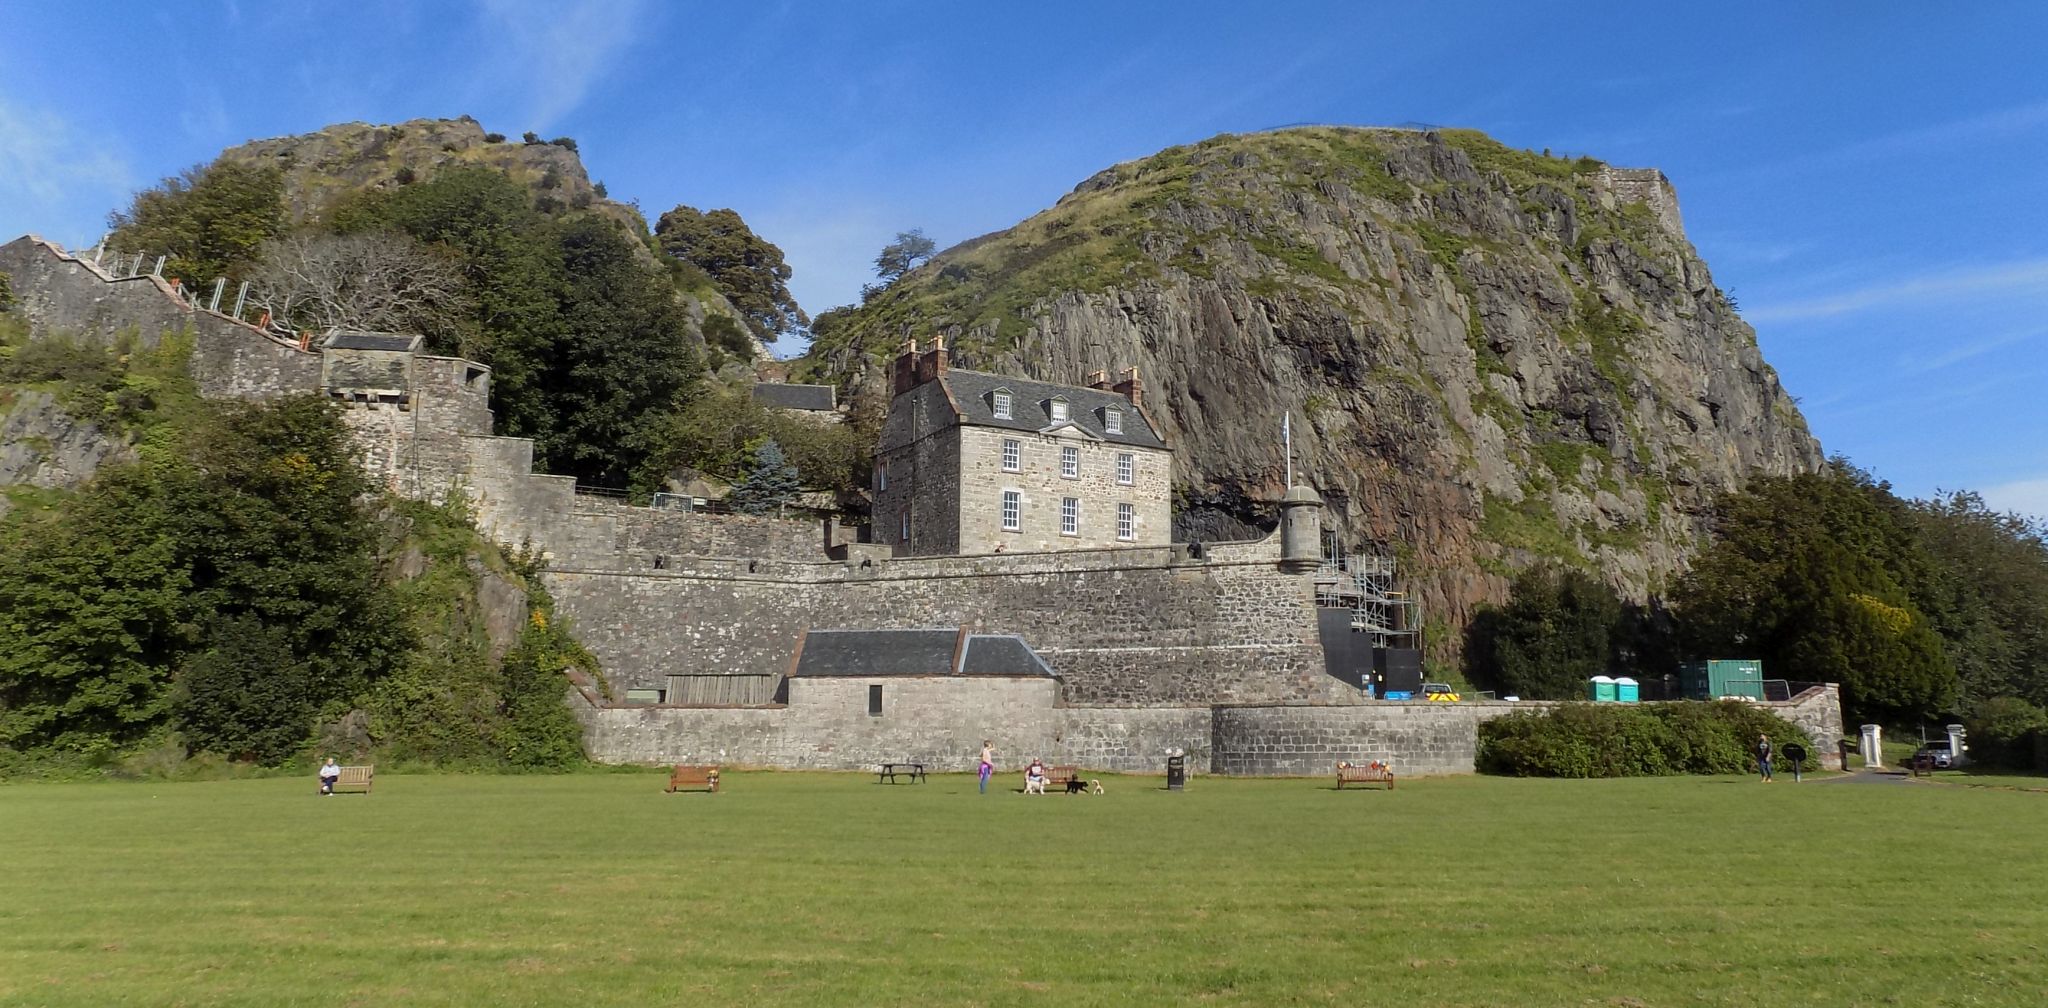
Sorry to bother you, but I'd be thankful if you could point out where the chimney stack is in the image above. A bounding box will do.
[892,337,921,396]
[919,333,950,384]
[1085,370,1110,390]
[1112,366,1143,406]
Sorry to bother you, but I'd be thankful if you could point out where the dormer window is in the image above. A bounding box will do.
[992,389,1012,420]
[1104,409,1123,435]
[1049,397,1069,424]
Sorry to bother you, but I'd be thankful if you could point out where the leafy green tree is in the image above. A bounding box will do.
[1964,696,2047,769]
[725,440,802,514]
[654,205,806,343]
[1466,564,1624,699]
[874,228,937,283]
[544,215,702,487]
[1673,463,1957,724]
[107,161,288,281]
[1908,492,2048,710]
[0,394,408,763]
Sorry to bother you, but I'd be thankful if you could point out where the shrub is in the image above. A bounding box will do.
[484,132,507,143]
[1478,701,1814,777]
[522,131,541,144]
[1966,696,2048,770]
[548,136,578,152]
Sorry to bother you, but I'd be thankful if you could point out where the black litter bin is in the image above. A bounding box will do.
[1783,742,1807,782]
[1166,753,1186,791]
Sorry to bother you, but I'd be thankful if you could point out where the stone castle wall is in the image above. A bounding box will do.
[0,237,321,400]
[543,533,1340,706]
[579,684,1846,776]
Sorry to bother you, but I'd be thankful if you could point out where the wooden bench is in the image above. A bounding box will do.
[331,765,374,795]
[1044,765,1101,794]
[1335,761,1394,790]
[665,765,720,793]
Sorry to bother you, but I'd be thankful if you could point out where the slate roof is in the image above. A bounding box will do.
[323,331,422,352]
[938,368,1168,450]
[790,628,1058,678]
[753,382,837,411]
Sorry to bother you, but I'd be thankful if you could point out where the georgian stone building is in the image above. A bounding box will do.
[873,338,1172,556]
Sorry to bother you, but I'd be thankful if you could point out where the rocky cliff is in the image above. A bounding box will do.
[800,127,1822,648]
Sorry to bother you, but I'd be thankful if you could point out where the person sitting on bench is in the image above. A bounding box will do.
[318,757,341,796]
[1023,759,1048,795]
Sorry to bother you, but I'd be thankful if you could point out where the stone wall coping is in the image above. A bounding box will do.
[546,549,1293,585]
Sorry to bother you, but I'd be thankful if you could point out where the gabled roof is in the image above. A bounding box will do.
[789,628,1058,678]
[323,331,422,352]
[938,368,1167,449]
[753,382,837,411]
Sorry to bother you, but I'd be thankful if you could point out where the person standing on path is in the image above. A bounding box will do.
[1756,733,1774,782]
[978,740,995,794]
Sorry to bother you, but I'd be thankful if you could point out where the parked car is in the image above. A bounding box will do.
[1914,741,1954,769]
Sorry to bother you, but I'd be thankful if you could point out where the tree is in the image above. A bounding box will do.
[1672,463,1957,725]
[249,231,473,341]
[654,205,806,343]
[1467,564,1624,699]
[0,395,408,762]
[545,215,702,488]
[1908,492,2048,711]
[107,161,288,282]
[725,440,802,514]
[874,228,937,283]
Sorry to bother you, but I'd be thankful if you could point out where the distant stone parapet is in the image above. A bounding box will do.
[1594,166,1685,239]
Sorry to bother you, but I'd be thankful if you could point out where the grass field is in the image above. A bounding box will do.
[3,770,2045,1007]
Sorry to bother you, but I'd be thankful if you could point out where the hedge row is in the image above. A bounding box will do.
[1477,701,1815,778]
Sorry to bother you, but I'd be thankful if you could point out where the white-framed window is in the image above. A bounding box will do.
[1116,502,1135,541]
[1001,490,1021,531]
[1002,438,1021,472]
[1050,397,1069,423]
[992,390,1012,419]
[1104,409,1123,434]
[1116,452,1134,486]
[1061,497,1079,535]
[900,511,909,541]
[1061,446,1079,478]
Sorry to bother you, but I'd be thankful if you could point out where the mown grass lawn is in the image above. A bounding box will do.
[2,770,2044,1007]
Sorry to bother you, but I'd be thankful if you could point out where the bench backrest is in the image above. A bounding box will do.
[1047,765,1079,782]
[669,765,719,785]
[337,766,373,784]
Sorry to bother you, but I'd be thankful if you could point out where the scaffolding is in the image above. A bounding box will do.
[1314,549,1421,650]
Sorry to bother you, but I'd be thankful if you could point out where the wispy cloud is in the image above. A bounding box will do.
[1980,477,2048,524]
[471,0,650,131]
[1908,325,2048,373]
[1819,99,2048,168]
[0,96,130,244]
[1744,257,2048,323]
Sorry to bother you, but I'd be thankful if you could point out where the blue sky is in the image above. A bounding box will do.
[3,2,2044,518]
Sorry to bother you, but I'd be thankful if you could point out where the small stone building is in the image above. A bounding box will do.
[873,338,1171,556]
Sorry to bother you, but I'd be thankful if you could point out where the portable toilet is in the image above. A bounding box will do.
[1678,659,1764,700]
[1588,675,1617,702]
[1615,677,1640,703]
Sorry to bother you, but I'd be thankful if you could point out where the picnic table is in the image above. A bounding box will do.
[877,762,927,784]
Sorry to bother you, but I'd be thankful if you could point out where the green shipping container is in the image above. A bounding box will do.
[1588,675,1618,702]
[1678,660,1763,700]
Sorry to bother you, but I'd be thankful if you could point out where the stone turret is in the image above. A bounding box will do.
[1278,485,1323,573]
